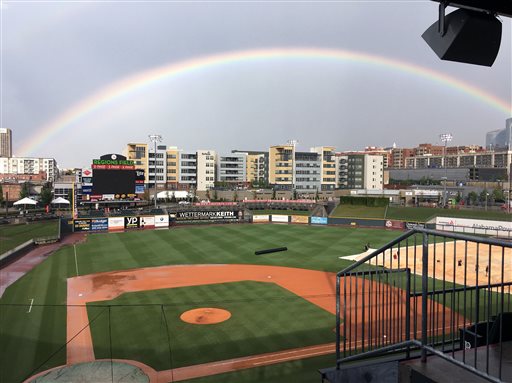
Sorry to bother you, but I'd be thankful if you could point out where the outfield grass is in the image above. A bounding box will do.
[88,281,335,370]
[330,205,511,222]
[0,220,60,254]
[0,224,400,382]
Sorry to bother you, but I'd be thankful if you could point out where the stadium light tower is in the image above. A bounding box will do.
[440,133,453,207]
[149,134,163,208]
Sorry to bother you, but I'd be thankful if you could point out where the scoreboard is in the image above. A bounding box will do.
[83,154,145,201]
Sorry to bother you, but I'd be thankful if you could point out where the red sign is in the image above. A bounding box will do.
[92,164,135,170]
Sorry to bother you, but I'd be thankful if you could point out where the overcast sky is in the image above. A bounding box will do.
[1,0,511,168]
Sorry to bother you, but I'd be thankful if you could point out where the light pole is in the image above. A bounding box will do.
[440,133,453,207]
[148,134,162,209]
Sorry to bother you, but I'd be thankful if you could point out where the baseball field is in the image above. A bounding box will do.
[1,223,408,383]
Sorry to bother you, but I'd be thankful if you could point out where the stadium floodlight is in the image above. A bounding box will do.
[422,4,502,66]
[148,134,163,208]
[440,133,453,207]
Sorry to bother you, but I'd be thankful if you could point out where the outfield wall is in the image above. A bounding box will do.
[435,216,512,238]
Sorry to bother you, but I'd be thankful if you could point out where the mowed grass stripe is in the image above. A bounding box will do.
[1,224,399,382]
[88,282,335,370]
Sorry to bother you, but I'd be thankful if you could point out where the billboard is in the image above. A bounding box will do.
[311,216,328,225]
[271,215,289,223]
[385,220,405,230]
[124,216,140,229]
[252,214,269,223]
[175,210,240,223]
[291,215,309,224]
[108,217,125,231]
[73,219,91,232]
[436,217,512,237]
[91,218,108,231]
[140,216,155,229]
[154,215,169,228]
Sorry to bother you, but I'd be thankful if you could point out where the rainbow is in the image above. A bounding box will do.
[20,47,511,156]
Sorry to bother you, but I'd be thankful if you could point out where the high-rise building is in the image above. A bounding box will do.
[486,118,512,150]
[0,128,12,157]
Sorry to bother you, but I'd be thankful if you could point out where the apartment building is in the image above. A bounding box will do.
[0,157,57,181]
[391,148,414,168]
[311,146,336,190]
[196,150,216,191]
[178,151,197,189]
[269,144,295,190]
[294,151,321,192]
[166,147,180,189]
[217,153,247,185]
[336,154,383,190]
[244,152,267,185]
[124,143,166,190]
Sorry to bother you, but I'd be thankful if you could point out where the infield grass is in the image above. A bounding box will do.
[88,281,335,370]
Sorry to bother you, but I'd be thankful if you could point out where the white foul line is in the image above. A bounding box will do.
[74,244,79,276]
[27,298,34,313]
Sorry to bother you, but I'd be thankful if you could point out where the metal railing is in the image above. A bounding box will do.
[335,228,512,382]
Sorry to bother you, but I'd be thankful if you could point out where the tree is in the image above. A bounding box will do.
[479,189,489,204]
[468,191,478,205]
[233,191,238,202]
[20,182,30,198]
[40,182,54,206]
[0,184,4,206]
[492,188,505,202]
[213,190,218,201]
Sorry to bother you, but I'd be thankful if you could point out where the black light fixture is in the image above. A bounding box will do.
[422,4,502,66]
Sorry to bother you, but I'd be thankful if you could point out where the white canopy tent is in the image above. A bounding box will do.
[156,190,191,200]
[51,197,70,205]
[13,197,38,206]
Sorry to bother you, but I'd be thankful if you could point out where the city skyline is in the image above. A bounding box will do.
[1,1,511,169]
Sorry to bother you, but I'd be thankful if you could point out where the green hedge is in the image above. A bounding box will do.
[339,196,389,207]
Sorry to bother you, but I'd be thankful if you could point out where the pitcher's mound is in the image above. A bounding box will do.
[180,308,231,324]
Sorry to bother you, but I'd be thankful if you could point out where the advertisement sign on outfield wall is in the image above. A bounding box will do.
[271,215,289,223]
[154,215,169,228]
[291,215,309,224]
[175,210,240,223]
[140,216,155,229]
[91,218,108,231]
[124,216,140,229]
[311,217,328,225]
[436,217,512,237]
[252,215,269,223]
[108,217,125,231]
[73,219,91,232]
[385,220,405,230]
